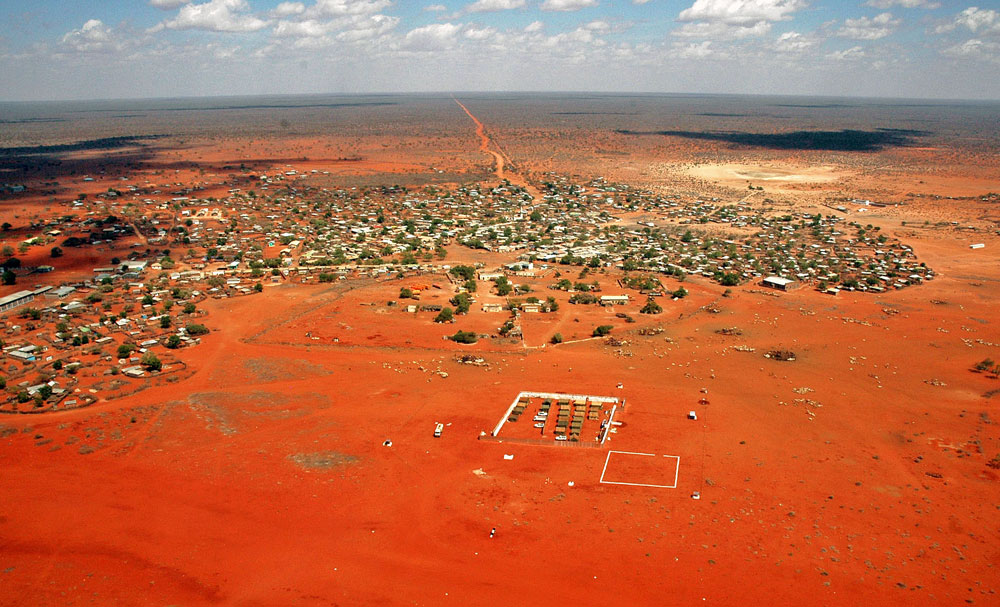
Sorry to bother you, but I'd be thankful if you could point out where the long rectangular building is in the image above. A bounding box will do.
[0,290,36,313]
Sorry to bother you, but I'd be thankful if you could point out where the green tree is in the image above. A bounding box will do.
[159,315,172,329]
[117,344,135,359]
[494,276,512,296]
[719,273,739,286]
[550,333,563,344]
[50,246,63,258]
[165,335,182,349]
[434,307,454,323]
[640,297,662,315]
[2,270,15,285]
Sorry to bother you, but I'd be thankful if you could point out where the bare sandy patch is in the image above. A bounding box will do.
[686,163,844,185]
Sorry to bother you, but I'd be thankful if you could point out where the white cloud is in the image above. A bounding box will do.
[61,19,122,53]
[837,12,899,40]
[464,25,497,39]
[633,0,652,4]
[424,3,447,10]
[266,0,399,48]
[466,0,526,12]
[540,0,599,12]
[669,40,717,58]
[156,0,269,33]
[942,38,1000,62]
[524,20,544,32]
[865,0,938,8]
[773,30,818,51]
[272,2,306,17]
[149,0,191,9]
[678,0,806,26]
[336,13,398,41]
[944,7,1000,35]
[674,20,771,38]
[401,22,463,50]
[827,45,866,60]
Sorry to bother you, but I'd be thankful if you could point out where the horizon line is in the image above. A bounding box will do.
[2,90,998,106]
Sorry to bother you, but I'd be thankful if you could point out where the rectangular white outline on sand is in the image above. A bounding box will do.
[599,450,680,488]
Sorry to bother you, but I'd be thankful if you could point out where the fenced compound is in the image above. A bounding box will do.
[491,391,621,445]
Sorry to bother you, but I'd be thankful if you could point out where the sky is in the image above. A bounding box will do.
[2,0,1000,101]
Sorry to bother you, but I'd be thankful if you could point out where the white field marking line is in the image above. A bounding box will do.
[599,450,680,489]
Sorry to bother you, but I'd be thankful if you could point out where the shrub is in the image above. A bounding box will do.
[141,352,162,372]
[449,330,478,344]
[52,360,63,371]
[186,324,209,336]
[117,344,135,359]
[165,335,182,349]
[568,292,597,305]
[183,302,196,314]
[399,287,413,299]
[973,358,995,372]
[593,325,613,337]
[550,333,563,344]
[159,315,171,329]
[672,287,688,299]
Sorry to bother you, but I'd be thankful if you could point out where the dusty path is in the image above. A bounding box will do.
[453,97,541,201]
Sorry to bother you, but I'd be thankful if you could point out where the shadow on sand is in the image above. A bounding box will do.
[615,128,929,151]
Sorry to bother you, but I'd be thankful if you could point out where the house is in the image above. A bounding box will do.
[521,302,541,313]
[45,286,77,299]
[599,295,629,306]
[122,260,148,273]
[763,276,798,291]
[481,303,504,313]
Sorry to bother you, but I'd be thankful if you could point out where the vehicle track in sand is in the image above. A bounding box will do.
[453,97,541,201]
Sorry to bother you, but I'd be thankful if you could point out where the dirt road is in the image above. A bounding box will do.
[453,97,542,201]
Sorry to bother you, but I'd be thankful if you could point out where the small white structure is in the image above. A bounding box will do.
[688,411,698,420]
[970,243,985,250]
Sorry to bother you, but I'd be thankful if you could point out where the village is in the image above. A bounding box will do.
[0,160,941,414]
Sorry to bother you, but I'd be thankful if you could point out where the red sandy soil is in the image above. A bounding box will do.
[2,231,998,606]
[1,107,999,606]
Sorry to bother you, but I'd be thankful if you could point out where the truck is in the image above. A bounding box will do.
[433,423,444,438]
